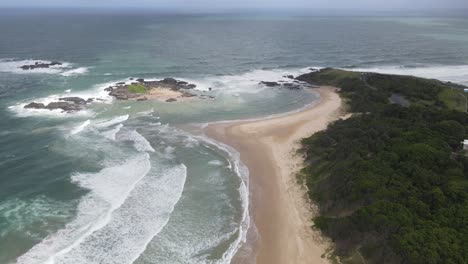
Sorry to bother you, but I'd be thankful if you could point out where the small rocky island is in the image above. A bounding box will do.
[105,78,198,101]
[23,77,209,113]
[20,61,62,70]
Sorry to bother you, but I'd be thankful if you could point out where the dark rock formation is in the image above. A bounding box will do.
[46,102,81,112]
[166,98,177,102]
[108,86,140,100]
[24,102,46,109]
[106,78,198,100]
[24,101,82,112]
[20,61,62,70]
[282,83,302,90]
[260,81,280,87]
[24,95,93,113]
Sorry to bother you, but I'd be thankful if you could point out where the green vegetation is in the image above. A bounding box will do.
[127,83,147,94]
[298,68,468,264]
[438,88,466,112]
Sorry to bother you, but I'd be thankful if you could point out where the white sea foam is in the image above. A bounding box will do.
[179,67,312,94]
[208,160,224,166]
[118,130,155,152]
[100,124,124,140]
[347,64,468,85]
[70,120,91,135]
[195,135,251,264]
[8,103,93,118]
[61,67,89,77]
[16,153,152,264]
[53,164,187,264]
[0,59,88,76]
[136,108,155,116]
[94,115,129,128]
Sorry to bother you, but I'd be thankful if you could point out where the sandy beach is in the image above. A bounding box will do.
[204,86,344,264]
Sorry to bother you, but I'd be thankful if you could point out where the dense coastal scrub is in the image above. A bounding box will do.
[297,69,468,264]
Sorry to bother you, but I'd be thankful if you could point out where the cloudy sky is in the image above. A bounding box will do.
[0,0,467,10]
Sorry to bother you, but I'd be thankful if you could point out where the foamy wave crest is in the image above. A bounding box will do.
[0,59,88,76]
[61,67,89,77]
[70,120,91,135]
[195,136,251,264]
[94,115,129,128]
[119,130,155,152]
[9,85,114,118]
[347,64,468,85]
[178,67,313,93]
[208,160,224,166]
[50,164,187,264]
[16,153,152,264]
[100,124,124,141]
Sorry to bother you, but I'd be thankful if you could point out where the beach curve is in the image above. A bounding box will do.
[204,86,345,264]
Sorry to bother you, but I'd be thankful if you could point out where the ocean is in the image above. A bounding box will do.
[1,9,468,264]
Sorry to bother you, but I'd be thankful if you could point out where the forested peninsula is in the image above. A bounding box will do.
[297,68,468,264]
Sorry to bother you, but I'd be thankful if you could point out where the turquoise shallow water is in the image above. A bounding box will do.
[1,10,468,264]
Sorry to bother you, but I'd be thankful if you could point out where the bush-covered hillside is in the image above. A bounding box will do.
[297,68,468,264]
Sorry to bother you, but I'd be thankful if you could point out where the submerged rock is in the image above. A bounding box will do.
[59,97,87,104]
[282,83,302,89]
[260,81,280,87]
[46,102,82,112]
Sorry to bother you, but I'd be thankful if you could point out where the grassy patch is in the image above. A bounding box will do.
[127,83,147,94]
[438,87,466,112]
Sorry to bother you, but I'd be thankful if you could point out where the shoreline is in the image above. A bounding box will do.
[203,86,344,264]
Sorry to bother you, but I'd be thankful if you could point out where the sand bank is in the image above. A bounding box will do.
[204,87,345,264]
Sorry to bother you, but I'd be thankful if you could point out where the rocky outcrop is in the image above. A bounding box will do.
[20,61,62,70]
[58,97,92,104]
[260,81,280,87]
[260,80,304,90]
[24,96,93,112]
[108,86,140,100]
[25,101,82,112]
[106,78,198,100]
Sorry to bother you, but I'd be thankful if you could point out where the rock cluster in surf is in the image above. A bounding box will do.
[259,73,318,89]
[19,61,62,70]
[22,71,316,113]
[24,97,94,112]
